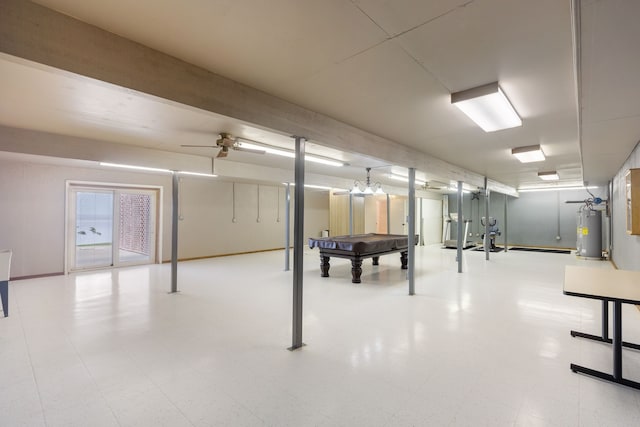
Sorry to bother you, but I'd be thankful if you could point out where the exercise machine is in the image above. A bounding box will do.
[480,216,501,251]
[442,213,474,249]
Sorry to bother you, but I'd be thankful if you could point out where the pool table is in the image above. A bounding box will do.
[308,233,416,283]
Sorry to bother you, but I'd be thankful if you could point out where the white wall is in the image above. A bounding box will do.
[363,194,442,242]
[0,158,329,278]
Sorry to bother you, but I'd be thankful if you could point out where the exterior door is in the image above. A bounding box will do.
[67,186,158,271]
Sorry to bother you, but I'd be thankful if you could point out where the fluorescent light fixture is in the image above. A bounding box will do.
[451,82,522,132]
[306,156,344,167]
[389,173,426,186]
[538,171,559,181]
[448,186,471,194]
[239,141,293,157]
[99,162,172,173]
[100,162,218,177]
[178,171,218,178]
[511,145,546,163]
[238,141,344,167]
[519,185,598,193]
[304,184,332,190]
[283,183,334,190]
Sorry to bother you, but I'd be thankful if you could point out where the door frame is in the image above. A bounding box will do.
[64,180,163,274]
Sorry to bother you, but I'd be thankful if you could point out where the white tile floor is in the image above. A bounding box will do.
[2,245,640,426]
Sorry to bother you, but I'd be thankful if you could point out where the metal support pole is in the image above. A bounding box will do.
[386,193,391,234]
[608,180,613,255]
[290,136,306,351]
[456,181,463,273]
[170,173,179,293]
[419,198,424,246]
[504,194,508,252]
[349,193,353,235]
[484,177,490,261]
[284,183,291,271]
[408,168,416,295]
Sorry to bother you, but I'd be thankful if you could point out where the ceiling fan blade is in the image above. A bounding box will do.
[234,146,266,155]
[181,144,217,148]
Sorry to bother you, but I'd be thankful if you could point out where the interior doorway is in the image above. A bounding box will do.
[389,196,407,234]
[66,183,160,272]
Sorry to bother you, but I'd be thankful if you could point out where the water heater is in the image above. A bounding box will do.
[576,207,602,259]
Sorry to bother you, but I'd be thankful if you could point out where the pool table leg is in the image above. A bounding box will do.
[400,251,408,269]
[351,258,363,283]
[372,256,380,265]
[320,255,330,277]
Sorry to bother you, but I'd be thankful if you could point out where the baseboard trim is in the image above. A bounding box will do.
[163,247,286,263]
[11,272,64,281]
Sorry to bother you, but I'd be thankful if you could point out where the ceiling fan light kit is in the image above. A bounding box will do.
[511,145,546,163]
[451,82,522,132]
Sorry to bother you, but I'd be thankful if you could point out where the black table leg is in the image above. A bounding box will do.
[372,256,380,265]
[320,255,330,277]
[613,301,622,380]
[570,300,640,390]
[351,258,363,283]
[570,299,640,350]
[603,300,610,341]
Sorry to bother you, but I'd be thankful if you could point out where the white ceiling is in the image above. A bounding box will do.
[1,0,639,190]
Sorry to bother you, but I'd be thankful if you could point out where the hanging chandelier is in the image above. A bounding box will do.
[351,167,384,195]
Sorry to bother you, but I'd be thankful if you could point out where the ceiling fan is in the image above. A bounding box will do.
[181,132,266,158]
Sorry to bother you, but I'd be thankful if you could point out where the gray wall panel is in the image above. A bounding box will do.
[448,188,607,249]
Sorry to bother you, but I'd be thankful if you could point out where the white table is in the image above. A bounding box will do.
[564,265,640,389]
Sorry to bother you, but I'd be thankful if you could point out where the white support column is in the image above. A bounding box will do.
[170,172,179,293]
[289,136,306,351]
[349,193,353,235]
[284,183,291,271]
[504,194,509,253]
[386,194,391,234]
[408,168,416,295]
[419,198,424,246]
[456,181,463,273]
[484,177,490,261]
